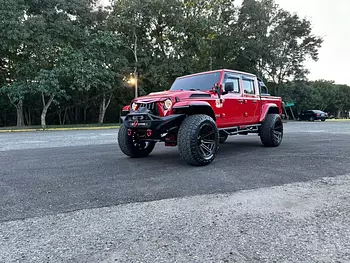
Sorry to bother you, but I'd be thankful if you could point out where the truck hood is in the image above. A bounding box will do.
[133,90,213,103]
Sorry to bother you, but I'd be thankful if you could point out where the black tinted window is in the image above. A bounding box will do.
[258,80,268,94]
[243,79,255,94]
[224,77,240,93]
[170,72,221,91]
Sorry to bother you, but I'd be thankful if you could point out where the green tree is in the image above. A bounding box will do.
[0,0,28,126]
[331,84,350,118]
[264,10,322,93]
[60,32,127,124]
[310,80,337,111]
[0,0,334,127]
[234,0,276,73]
[236,0,322,95]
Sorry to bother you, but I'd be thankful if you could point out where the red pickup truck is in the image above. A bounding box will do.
[118,69,283,166]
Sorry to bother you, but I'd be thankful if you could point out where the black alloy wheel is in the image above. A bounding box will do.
[178,114,219,166]
[273,118,283,144]
[197,123,217,160]
[260,113,284,147]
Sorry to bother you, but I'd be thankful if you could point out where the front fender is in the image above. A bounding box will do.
[173,100,212,109]
[259,103,279,122]
[173,100,215,120]
[120,105,131,123]
[122,105,130,111]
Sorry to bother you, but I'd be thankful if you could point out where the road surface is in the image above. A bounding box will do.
[1,121,350,262]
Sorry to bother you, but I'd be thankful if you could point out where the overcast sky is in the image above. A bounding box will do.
[100,0,350,85]
[276,0,350,85]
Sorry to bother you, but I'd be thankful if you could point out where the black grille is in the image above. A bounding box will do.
[138,102,159,116]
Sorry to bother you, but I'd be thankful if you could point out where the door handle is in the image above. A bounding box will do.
[252,100,257,103]
[238,99,248,104]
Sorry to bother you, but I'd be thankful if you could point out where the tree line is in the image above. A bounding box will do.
[0,0,349,127]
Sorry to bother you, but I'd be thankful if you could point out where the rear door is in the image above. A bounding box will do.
[241,76,260,124]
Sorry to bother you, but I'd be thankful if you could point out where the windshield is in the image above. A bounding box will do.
[170,72,221,91]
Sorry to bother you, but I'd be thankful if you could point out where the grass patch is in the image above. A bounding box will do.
[0,123,121,132]
[327,119,350,122]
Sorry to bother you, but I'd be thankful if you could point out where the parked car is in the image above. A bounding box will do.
[118,69,284,166]
[297,110,328,121]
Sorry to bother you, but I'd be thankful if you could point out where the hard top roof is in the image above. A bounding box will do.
[176,69,256,79]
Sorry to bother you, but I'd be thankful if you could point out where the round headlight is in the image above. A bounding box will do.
[131,102,138,111]
[163,99,173,110]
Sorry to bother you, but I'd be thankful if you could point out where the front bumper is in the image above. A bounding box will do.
[121,111,185,140]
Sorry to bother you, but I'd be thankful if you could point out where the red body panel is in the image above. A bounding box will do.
[127,69,282,128]
[173,100,213,108]
[122,105,130,111]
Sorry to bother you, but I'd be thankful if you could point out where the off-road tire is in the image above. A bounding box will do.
[178,114,219,166]
[219,133,228,144]
[260,114,283,147]
[118,124,156,158]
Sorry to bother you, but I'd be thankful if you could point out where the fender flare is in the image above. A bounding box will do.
[173,101,216,120]
[259,103,280,122]
[122,105,130,111]
[120,105,131,122]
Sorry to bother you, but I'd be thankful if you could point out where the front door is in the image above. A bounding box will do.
[216,73,243,128]
[241,76,260,125]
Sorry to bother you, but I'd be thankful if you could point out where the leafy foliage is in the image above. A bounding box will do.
[0,0,349,127]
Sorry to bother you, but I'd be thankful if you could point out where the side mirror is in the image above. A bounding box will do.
[212,83,222,98]
[224,82,234,92]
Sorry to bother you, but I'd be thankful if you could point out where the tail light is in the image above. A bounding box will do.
[317,114,320,116]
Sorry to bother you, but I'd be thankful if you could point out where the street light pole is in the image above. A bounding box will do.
[134,71,138,98]
[124,28,139,98]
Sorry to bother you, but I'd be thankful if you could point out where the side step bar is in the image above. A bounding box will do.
[219,124,261,135]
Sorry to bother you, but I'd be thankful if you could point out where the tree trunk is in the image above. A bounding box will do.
[24,110,29,126]
[28,109,32,126]
[83,105,88,124]
[63,107,68,125]
[57,108,62,125]
[274,84,280,96]
[15,100,25,127]
[98,92,113,124]
[337,109,342,119]
[83,92,91,124]
[7,95,25,127]
[75,106,78,124]
[41,93,54,128]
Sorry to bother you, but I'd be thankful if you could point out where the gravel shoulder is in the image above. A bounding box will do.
[1,174,349,263]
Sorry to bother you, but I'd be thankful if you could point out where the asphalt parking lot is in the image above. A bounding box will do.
[1,121,350,262]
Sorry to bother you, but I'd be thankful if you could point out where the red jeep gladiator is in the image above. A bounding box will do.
[118,69,283,166]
